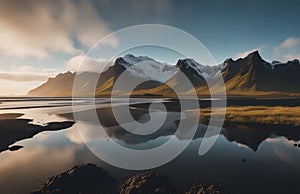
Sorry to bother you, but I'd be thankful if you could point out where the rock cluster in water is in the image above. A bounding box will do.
[118,172,174,194]
[32,163,117,194]
[32,163,228,194]
[184,182,225,194]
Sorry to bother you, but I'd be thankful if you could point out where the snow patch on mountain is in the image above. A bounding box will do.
[180,58,222,79]
[118,54,177,82]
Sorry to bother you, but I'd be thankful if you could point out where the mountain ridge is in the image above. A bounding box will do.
[27,51,300,97]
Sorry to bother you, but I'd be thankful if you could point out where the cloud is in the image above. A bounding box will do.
[279,54,300,62]
[0,0,173,95]
[0,61,63,96]
[273,37,300,61]
[0,0,117,58]
[0,80,43,96]
[0,55,66,94]
[0,73,48,82]
[65,55,114,73]
[235,49,258,59]
[280,37,300,49]
[235,46,264,59]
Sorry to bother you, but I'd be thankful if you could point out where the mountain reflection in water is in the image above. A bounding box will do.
[60,99,300,152]
[0,98,300,194]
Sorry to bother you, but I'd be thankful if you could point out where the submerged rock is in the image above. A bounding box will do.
[184,182,227,194]
[118,172,174,194]
[32,163,117,194]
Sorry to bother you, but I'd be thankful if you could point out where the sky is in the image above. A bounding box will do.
[0,0,300,95]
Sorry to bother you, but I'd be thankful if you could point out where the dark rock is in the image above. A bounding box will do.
[241,158,246,162]
[8,145,23,151]
[32,163,117,194]
[184,182,227,194]
[118,172,174,194]
[294,143,298,147]
[0,115,74,153]
[298,144,300,147]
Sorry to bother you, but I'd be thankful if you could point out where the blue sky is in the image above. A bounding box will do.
[0,0,299,95]
[90,0,300,62]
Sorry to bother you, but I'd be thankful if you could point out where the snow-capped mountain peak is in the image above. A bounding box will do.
[122,54,154,65]
[182,58,205,75]
[116,54,177,82]
[177,58,221,79]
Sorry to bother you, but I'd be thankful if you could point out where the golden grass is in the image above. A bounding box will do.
[199,106,300,126]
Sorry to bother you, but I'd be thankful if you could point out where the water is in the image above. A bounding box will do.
[0,98,300,194]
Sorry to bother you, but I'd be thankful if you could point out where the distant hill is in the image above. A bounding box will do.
[28,71,75,96]
[27,51,300,97]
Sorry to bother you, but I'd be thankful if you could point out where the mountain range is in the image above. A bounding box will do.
[27,51,300,97]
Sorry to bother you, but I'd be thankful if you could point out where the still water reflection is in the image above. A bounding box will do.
[0,98,300,194]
